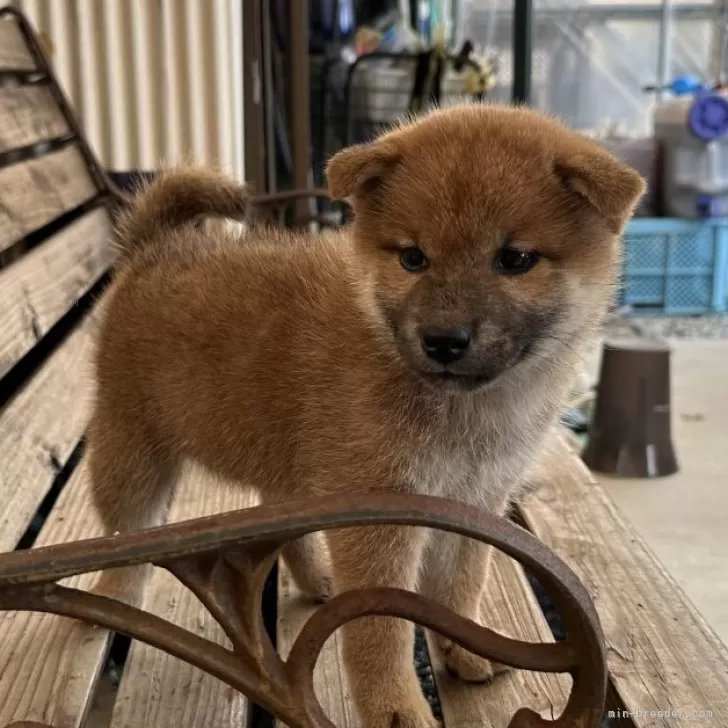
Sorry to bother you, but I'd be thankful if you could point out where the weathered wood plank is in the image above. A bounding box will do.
[0,202,23,251]
[0,18,37,71]
[519,433,728,726]
[0,310,99,551]
[428,551,570,727]
[0,468,251,726]
[0,206,113,379]
[110,473,253,728]
[0,85,70,152]
[277,564,357,727]
[0,144,98,253]
[0,458,115,728]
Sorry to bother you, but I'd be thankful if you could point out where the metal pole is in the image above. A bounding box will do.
[289,0,311,224]
[709,0,728,84]
[512,0,533,104]
[656,0,674,101]
[262,5,277,193]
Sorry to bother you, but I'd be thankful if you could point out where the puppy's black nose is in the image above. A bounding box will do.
[422,326,471,364]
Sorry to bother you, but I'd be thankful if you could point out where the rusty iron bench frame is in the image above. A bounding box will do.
[0,7,605,728]
[0,494,606,728]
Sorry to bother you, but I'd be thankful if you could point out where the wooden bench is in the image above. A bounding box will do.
[1,8,727,728]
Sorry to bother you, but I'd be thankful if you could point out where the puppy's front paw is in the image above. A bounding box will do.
[388,707,440,728]
[438,638,510,684]
[357,686,439,728]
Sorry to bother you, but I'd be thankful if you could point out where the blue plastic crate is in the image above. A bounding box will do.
[621,218,728,315]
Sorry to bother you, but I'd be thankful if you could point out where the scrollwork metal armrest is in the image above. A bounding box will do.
[0,493,606,728]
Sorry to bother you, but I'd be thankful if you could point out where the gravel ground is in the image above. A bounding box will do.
[414,626,443,719]
[605,313,728,340]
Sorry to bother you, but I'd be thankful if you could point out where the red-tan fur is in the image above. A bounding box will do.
[88,104,644,727]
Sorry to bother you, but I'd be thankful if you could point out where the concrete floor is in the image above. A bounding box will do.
[589,338,728,645]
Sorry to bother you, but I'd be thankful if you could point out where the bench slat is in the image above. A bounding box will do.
[0,85,70,152]
[0,309,99,551]
[0,462,253,728]
[0,200,23,252]
[110,473,252,728]
[0,206,112,379]
[0,144,99,254]
[0,458,113,728]
[519,436,728,726]
[0,18,37,71]
[428,551,570,727]
[277,565,356,727]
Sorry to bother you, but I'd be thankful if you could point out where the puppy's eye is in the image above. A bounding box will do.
[493,247,540,275]
[400,246,428,272]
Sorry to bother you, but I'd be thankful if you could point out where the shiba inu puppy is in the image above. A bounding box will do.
[89,104,644,727]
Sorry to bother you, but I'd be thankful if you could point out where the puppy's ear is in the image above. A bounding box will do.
[326,142,399,200]
[555,148,646,232]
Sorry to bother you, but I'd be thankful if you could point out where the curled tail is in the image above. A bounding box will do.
[114,165,250,258]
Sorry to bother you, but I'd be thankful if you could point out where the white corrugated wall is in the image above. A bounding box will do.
[10,0,245,177]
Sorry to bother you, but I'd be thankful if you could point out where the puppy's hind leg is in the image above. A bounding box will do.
[282,532,333,603]
[87,413,180,604]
